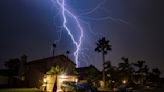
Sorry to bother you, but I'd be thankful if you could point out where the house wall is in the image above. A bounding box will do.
[44,75,77,92]
[44,75,56,92]
[25,67,44,88]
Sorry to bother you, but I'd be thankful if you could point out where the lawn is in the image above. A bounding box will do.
[0,88,46,92]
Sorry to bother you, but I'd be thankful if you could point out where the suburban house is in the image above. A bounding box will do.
[76,65,101,87]
[1,55,102,91]
[25,55,77,92]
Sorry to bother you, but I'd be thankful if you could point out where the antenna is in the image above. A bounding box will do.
[52,43,56,56]
[66,50,70,58]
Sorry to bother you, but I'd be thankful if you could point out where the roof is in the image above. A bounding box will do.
[76,65,100,73]
[76,65,101,80]
[27,54,75,65]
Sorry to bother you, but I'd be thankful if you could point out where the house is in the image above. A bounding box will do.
[25,55,77,92]
[76,65,101,87]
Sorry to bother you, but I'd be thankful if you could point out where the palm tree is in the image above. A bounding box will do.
[118,57,134,83]
[119,57,130,71]
[104,60,112,72]
[119,57,134,73]
[152,68,161,77]
[152,68,161,82]
[133,61,145,72]
[95,37,112,87]
[104,60,119,82]
[104,60,112,79]
[133,60,147,85]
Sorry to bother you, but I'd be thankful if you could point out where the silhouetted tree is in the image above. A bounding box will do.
[118,57,134,83]
[104,60,112,81]
[133,61,145,72]
[104,60,119,84]
[95,37,112,87]
[152,68,161,77]
[149,68,161,83]
[5,58,20,75]
[133,60,148,85]
[104,60,112,72]
[143,65,149,74]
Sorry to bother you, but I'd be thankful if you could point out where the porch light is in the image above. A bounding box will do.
[122,80,127,84]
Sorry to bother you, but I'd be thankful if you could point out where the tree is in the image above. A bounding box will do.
[104,60,119,82]
[5,58,20,75]
[152,68,161,77]
[119,57,130,71]
[119,57,134,73]
[95,37,112,87]
[118,57,134,83]
[151,68,161,83]
[133,60,148,85]
[133,61,145,72]
[46,66,60,75]
[104,60,112,73]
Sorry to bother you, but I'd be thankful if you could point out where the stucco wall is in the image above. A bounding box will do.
[44,75,77,92]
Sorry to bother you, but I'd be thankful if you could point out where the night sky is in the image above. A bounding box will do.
[0,0,164,76]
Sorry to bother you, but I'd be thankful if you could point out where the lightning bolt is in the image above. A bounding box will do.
[51,0,83,67]
[51,0,129,68]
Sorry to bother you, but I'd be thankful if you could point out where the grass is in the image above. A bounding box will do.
[0,88,46,92]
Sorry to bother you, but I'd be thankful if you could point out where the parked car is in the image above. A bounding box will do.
[61,81,97,92]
